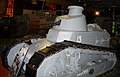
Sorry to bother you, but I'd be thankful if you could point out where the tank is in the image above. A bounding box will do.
[1,6,117,77]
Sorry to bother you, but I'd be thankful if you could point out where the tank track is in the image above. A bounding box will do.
[25,40,116,77]
[1,39,21,69]
[1,35,44,69]
[40,40,115,55]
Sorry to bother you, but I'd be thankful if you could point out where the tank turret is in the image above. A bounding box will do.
[47,6,110,47]
[58,6,87,31]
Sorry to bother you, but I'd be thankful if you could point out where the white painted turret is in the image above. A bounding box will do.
[58,6,87,31]
[47,6,110,47]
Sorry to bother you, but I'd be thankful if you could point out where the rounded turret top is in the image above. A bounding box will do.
[68,6,84,16]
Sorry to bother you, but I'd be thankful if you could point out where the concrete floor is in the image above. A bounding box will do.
[0,36,120,77]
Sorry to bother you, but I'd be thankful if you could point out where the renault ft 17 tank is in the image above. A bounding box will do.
[2,6,117,77]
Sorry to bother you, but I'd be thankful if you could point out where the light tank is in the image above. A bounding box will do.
[2,6,117,77]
